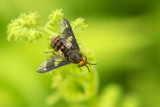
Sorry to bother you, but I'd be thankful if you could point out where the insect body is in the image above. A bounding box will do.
[36,18,96,73]
[50,36,82,64]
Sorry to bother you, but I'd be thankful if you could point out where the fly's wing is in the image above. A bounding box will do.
[59,18,80,50]
[36,55,70,73]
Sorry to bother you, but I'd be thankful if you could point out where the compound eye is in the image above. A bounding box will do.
[78,61,84,67]
[83,56,87,63]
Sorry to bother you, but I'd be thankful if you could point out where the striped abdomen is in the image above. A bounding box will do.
[50,36,65,56]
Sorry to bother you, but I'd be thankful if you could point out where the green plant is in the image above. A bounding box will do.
[7,9,98,106]
[7,11,43,42]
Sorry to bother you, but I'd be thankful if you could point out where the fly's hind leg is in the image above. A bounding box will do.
[44,51,57,55]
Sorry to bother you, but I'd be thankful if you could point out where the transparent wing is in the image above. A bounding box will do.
[36,55,70,73]
[59,18,80,50]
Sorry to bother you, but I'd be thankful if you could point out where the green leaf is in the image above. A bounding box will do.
[7,11,43,42]
[45,9,64,36]
[71,18,88,36]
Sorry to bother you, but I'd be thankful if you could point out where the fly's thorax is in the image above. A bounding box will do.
[66,49,82,63]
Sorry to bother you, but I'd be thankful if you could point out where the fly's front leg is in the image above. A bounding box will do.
[78,66,81,70]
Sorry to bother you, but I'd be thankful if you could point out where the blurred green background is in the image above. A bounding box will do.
[0,0,160,107]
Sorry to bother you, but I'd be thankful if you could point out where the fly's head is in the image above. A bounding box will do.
[78,56,96,72]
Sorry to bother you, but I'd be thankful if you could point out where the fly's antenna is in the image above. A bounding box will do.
[84,64,90,72]
[86,62,96,65]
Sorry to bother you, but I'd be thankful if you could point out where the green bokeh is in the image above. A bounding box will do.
[0,0,160,107]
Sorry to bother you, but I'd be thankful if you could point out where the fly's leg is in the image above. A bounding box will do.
[78,66,81,70]
[44,51,57,55]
